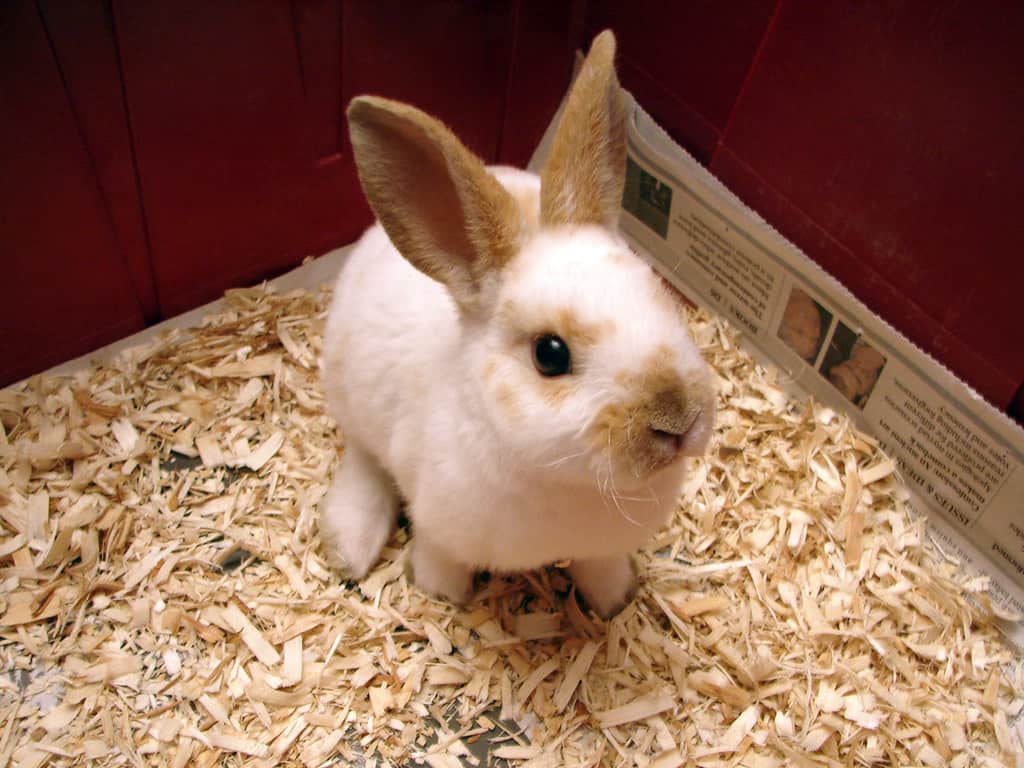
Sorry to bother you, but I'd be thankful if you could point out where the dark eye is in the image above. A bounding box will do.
[532,334,572,377]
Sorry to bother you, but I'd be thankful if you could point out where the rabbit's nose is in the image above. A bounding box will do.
[646,390,701,460]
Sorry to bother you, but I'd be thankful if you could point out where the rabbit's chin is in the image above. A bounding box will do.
[489,429,688,496]
[513,445,691,508]
[576,451,685,490]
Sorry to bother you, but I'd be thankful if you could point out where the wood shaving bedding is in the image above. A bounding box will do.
[0,282,1021,767]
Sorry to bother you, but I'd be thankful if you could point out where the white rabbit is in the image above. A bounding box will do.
[319,30,715,618]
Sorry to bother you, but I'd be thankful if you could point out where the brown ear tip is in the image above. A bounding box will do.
[347,96,418,130]
[590,29,617,58]
[347,95,387,122]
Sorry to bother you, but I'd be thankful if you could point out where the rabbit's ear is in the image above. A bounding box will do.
[347,96,522,310]
[541,30,626,229]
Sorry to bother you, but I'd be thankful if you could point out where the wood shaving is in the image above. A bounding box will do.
[0,281,1021,766]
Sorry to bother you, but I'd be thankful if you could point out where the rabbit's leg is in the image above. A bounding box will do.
[319,443,398,579]
[569,553,637,619]
[409,535,473,605]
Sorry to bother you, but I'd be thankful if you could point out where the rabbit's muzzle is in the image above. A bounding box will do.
[591,368,713,480]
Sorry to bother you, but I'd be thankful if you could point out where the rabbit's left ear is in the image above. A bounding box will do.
[347,96,522,312]
[540,30,626,229]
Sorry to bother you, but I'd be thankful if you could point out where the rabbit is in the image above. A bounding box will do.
[319,30,715,618]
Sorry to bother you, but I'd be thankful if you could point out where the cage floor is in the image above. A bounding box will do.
[1,260,1021,767]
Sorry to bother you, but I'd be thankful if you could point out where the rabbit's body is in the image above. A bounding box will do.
[324,170,686,572]
[320,32,715,617]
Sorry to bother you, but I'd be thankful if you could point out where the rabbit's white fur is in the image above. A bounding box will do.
[319,32,714,618]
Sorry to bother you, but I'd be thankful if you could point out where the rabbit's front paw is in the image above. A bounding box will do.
[569,553,638,619]
[319,444,398,580]
[409,537,473,605]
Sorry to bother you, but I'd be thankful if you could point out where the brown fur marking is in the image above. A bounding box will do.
[555,307,612,348]
[539,376,578,406]
[481,357,498,385]
[494,383,522,423]
[605,249,631,267]
[497,301,611,354]
[592,354,712,477]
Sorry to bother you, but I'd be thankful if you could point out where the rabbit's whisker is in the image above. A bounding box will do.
[603,437,641,528]
[538,448,588,470]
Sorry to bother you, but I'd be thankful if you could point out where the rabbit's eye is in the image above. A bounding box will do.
[532,334,572,377]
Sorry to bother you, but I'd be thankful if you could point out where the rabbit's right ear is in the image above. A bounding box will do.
[540,30,626,229]
[347,97,522,312]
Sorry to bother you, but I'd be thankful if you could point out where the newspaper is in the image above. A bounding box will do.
[534,90,1024,648]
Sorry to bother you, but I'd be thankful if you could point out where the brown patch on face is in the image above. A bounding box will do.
[480,357,498,385]
[497,300,612,352]
[494,383,522,424]
[538,376,578,406]
[592,355,713,478]
[605,249,632,267]
[495,298,523,333]
[555,307,612,348]
[652,344,678,366]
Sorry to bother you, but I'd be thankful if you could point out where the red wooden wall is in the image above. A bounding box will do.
[3,1,1022,423]
[1,0,577,385]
